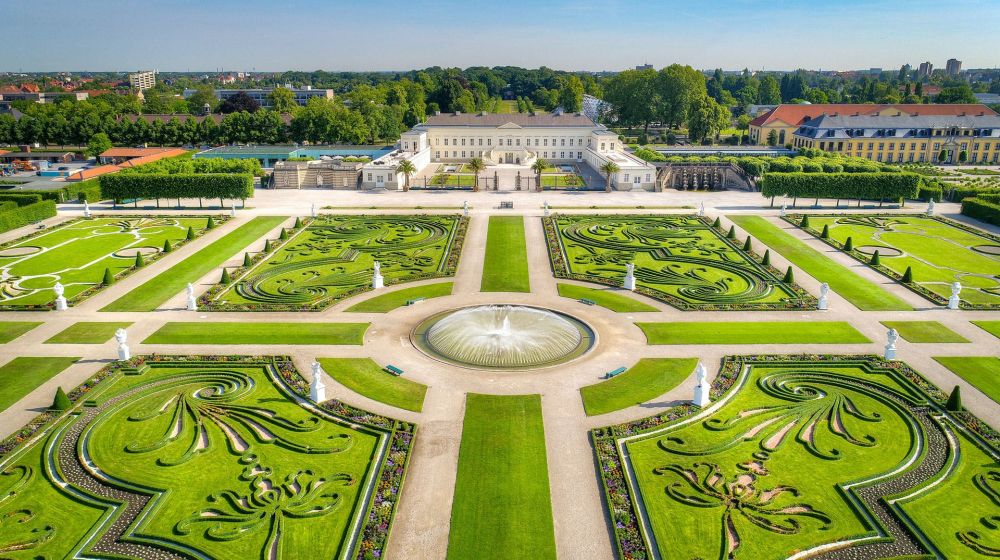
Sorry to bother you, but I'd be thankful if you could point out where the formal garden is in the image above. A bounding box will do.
[545,214,815,310]
[786,214,1000,308]
[202,214,467,311]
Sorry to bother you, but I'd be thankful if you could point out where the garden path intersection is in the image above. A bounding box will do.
[0,188,996,560]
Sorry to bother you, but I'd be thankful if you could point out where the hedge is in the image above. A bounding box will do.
[946,185,1000,202]
[961,197,1000,226]
[916,184,942,202]
[0,183,104,203]
[0,194,44,206]
[760,172,921,201]
[100,173,254,202]
[0,190,61,202]
[120,156,264,177]
[0,200,57,233]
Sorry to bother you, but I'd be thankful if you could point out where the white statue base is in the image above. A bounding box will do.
[817,295,828,310]
[118,344,131,361]
[884,345,896,360]
[372,274,384,289]
[187,295,197,311]
[948,296,960,310]
[693,383,711,407]
[55,296,68,311]
[623,275,635,291]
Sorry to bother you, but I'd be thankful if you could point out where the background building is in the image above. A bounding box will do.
[183,86,334,109]
[128,70,157,91]
[918,61,933,78]
[946,58,963,76]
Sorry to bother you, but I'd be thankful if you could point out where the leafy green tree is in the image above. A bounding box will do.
[558,75,584,113]
[186,86,217,114]
[656,64,707,130]
[767,130,779,146]
[267,87,297,113]
[86,132,112,158]
[600,161,620,192]
[687,94,731,143]
[758,75,782,104]
[935,84,977,104]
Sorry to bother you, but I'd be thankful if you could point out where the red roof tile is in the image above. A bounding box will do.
[749,103,997,127]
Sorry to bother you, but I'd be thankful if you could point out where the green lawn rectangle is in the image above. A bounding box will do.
[45,322,134,344]
[581,358,696,416]
[933,356,1000,404]
[637,321,870,344]
[317,358,426,412]
[0,321,42,343]
[880,321,969,343]
[556,283,658,312]
[481,216,530,292]
[0,356,79,412]
[345,282,453,313]
[102,216,288,312]
[973,321,1000,340]
[142,322,368,345]
[728,215,911,311]
[448,394,556,560]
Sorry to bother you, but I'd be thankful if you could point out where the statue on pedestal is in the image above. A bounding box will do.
[692,362,710,407]
[926,199,935,217]
[311,202,317,218]
[83,200,92,219]
[623,263,636,291]
[817,283,830,310]
[53,282,68,311]
[310,362,326,403]
[230,203,237,217]
[463,201,469,217]
[115,328,130,361]
[543,201,550,217]
[372,261,384,289]
[779,204,787,218]
[948,282,962,310]
[698,202,705,217]
[884,328,898,360]
[186,282,197,311]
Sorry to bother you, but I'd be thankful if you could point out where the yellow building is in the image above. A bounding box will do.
[791,113,1000,164]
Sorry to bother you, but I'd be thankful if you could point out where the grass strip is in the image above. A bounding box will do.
[317,358,426,412]
[933,356,1000,404]
[728,215,911,311]
[880,321,969,343]
[345,282,453,313]
[448,394,556,560]
[581,358,696,416]
[101,216,288,311]
[0,357,79,412]
[45,322,134,344]
[142,322,368,345]
[556,283,658,312]
[481,216,530,292]
[973,321,1000,340]
[637,321,870,344]
[0,322,42,343]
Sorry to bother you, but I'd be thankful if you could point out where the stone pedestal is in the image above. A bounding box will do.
[948,282,961,310]
[948,295,960,310]
[372,273,384,289]
[884,344,896,360]
[118,343,131,361]
[187,294,197,311]
[55,296,68,311]
[817,283,830,311]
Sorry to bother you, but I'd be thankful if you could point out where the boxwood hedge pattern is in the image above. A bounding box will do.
[544,214,815,310]
[0,355,413,560]
[204,214,468,312]
[591,355,999,560]
[784,213,1000,309]
[0,215,226,310]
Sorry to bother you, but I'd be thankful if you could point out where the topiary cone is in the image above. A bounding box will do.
[207,216,216,229]
[800,215,810,227]
[870,250,880,266]
[134,252,144,268]
[820,224,830,239]
[946,386,962,411]
[102,267,114,285]
[726,226,736,239]
[742,237,752,251]
[782,266,794,283]
[294,217,303,229]
[902,266,913,283]
[186,226,195,240]
[712,217,722,228]
[844,236,853,251]
[762,249,771,266]
[264,239,272,252]
[243,252,252,267]
[51,387,71,411]
[162,239,172,253]
[220,268,232,284]
[279,229,288,241]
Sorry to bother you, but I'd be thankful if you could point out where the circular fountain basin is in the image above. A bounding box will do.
[412,305,594,370]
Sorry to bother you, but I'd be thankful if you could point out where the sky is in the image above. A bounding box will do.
[3,0,999,73]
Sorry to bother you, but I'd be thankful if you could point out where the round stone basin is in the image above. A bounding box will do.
[412,305,594,370]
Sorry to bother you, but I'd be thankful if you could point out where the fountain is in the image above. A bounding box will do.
[413,305,593,369]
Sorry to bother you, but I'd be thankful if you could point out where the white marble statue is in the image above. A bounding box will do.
[310,362,326,402]
[230,203,237,217]
[698,202,706,217]
[53,282,68,311]
[779,204,787,218]
[692,362,711,407]
[948,281,962,310]
[83,200,92,219]
[115,328,130,361]
[311,202,317,218]
[543,201,550,217]
[817,282,830,310]
[884,328,898,360]
[463,201,469,217]
[623,263,636,291]
[926,199,935,217]
[372,260,384,289]
[186,282,197,311]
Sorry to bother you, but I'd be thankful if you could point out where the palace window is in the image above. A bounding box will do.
[462,151,466,158]
[444,139,449,146]
[516,139,520,146]
[434,152,440,159]
[624,173,629,182]
[367,173,372,180]
[600,143,605,151]
[560,152,565,158]
[507,139,512,146]
[577,152,582,159]
[461,139,466,146]
[560,139,565,146]
[544,139,548,146]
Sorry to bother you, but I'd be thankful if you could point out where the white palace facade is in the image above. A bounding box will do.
[361,111,655,190]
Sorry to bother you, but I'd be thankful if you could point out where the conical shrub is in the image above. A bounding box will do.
[279,229,288,241]
[102,267,114,285]
[294,217,303,229]
[800,215,810,227]
[762,249,771,266]
[220,268,232,285]
[162,239,172,253]
[186,226,195,240]
[207,216,216,229]
[51,387,71,411]
[870,250,880,266]
[243,252,252,267]
[712,217,722,228]
[742,237,752,251]
[134,252,144,268]
[844,236,853,251]
[264,239,272,252]
[726,226,736,239]
[782,266,794,283]
[820,224,830,239]
[902,266,913,283]
[946,386,962,411]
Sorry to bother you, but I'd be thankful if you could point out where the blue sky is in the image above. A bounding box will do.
[4,0,999,72]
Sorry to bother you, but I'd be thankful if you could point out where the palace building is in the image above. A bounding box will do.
[361,111,655,190]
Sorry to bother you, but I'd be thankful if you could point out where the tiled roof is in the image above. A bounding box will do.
[100,147,177,158]
[795,113,1000,140]
[422,111,596,127]
[67,165,120,181]
[749,103,997,127]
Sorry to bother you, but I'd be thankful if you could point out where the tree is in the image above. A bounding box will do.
[782,266,795,283]
[767,130,779,146]
[186,86,217,114]
[938,149,949,163]
[946,386,962,411]
[935,84,977,104]
[85,132,112,158]
[901,266,913,283]
[600,161,620,192]
[557,75,584,113]
[758,75,781,104]
[603,69,657,133]
[51,387,71,411]
[102,267,114,285]
[134,252,144,268]
[531,158,548,193]
[656,64,707,130]
[396,159,416,192]
[218,92,260,114]
[267,87,297,113]
[220,268,232,284]
[467,157,485,192]
[959,150,968,164]
[687,94,731,144]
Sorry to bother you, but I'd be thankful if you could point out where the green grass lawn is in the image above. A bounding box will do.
[430,173,476,187]
[556,283,658,312]
[45,322,134,344]
[102,216,288,312]
[972,321,1000,339]
[637,321,870,344]
[317,358,426,412]
[729,215,912,311]
[0,321,41,343]
[345,282,453,313]
[448,394,556,560]
[540,174,585,188]
[580,358,696,416]
[933,356,1000,404]
[0,356,79,411]
[142,322,369,345]
[481,216,530,292]
[880,321,969,343]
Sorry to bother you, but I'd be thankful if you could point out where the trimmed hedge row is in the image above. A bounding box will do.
[961,197,1000,226]
[100,173,254,202]
[0,182,104,203]
[760,172,920,201]
[0,200,57,233]
[121,155,264,177]
[916,184,942,202]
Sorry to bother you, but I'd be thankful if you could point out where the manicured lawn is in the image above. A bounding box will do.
[481,216,530,292]
[317,358,426,412]
[0,321,41,343]
[637,321,870,344]
[973,321,1000,339]
[540,174,585,187]
[880,321,969,343]
[933,356,1000,404]
[448,394,556,560]
[345,282,453,313]
[580,358,696,416]
[0,356,79,412]
[556,283,658,312]
[102,216,288,312]
[142,322,369,345]
[728,215,911,311]
[45,322,133,344]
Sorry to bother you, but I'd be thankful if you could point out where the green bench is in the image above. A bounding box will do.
[385,364,404,376]
[604,366,627,379]
[406,297,425,306]
[580,298,596,306]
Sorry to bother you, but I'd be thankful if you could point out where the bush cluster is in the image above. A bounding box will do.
[100,173,254,202]
[760,172,920,201]
[0,193,57,233]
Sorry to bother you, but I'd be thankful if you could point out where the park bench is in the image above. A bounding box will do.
[499,201,514,209]
[405,297,425,306]
[580,298,596,306]
[385,364,404,376]
[604,367,627,379]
